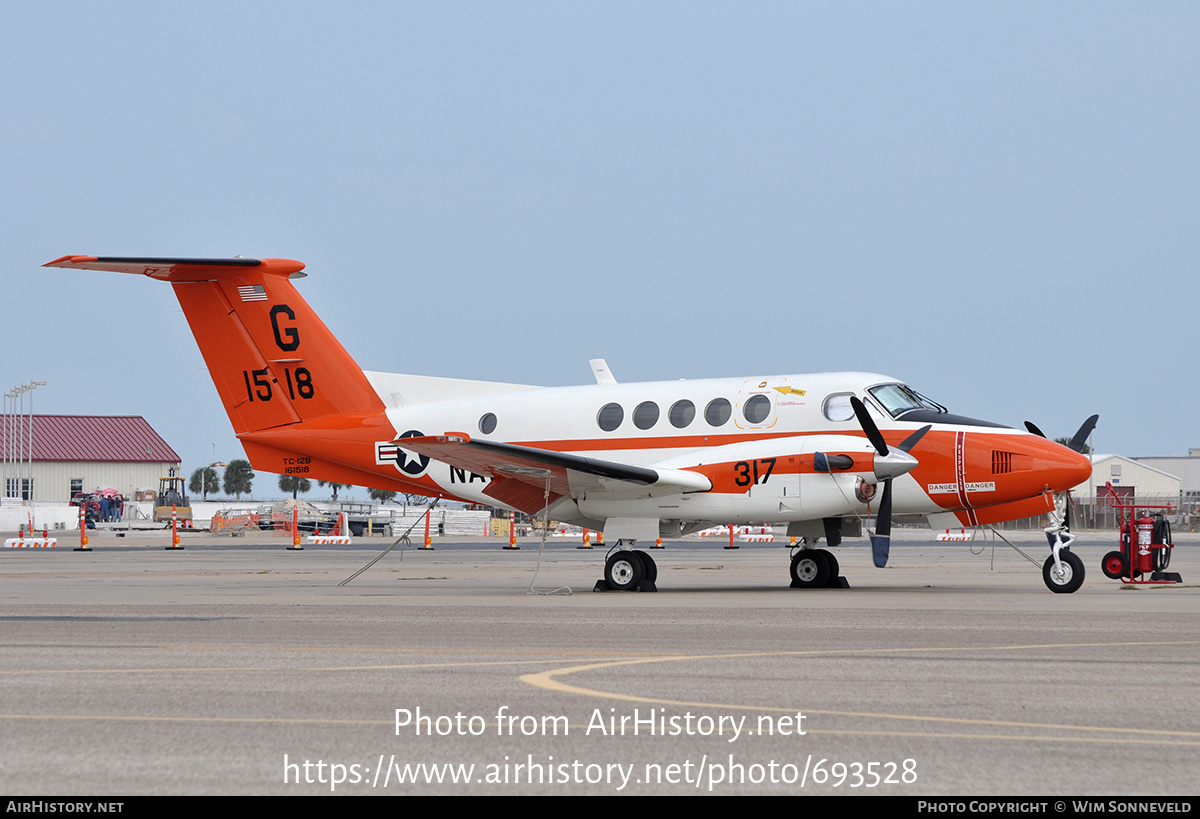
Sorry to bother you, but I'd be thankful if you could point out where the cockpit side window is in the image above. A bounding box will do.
[867,384,946,418]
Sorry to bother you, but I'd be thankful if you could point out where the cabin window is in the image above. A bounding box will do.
[743,394,771,424]
[597,403,624,432]
[633,401,659,430]
[478,413,497,435]
[823,393,856,422]
[705,398,732,427]
[669,400,695,428]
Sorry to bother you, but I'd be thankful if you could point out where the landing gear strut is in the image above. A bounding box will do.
[1043,495,1085,594]
[595,541,657,592]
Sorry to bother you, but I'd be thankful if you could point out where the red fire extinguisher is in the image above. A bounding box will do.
[1133,515,1156,574]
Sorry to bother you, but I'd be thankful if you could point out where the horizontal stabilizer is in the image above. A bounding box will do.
[44,255,307,281]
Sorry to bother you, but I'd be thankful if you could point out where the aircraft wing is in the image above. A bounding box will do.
[397,433,712,515]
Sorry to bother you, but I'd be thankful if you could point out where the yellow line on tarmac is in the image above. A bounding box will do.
[520,640,1200,744]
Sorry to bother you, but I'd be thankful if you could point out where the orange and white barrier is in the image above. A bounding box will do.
[936,529,974,542]
[308,535,352,545]
[6,537,57,548]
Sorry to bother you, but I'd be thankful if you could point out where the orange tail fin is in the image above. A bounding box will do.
[44,256,385,433]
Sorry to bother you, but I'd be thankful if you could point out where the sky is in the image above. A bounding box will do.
[2,2,1197,500]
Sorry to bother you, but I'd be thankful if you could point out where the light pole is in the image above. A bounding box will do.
[5,382,46,501]
[6,385,29,500]
[2,390,11,499]
[25,382,45,502]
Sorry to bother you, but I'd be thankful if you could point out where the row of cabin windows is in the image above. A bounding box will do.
[595,395,771,432]
[475,397,768,436]
[476,392,861,435]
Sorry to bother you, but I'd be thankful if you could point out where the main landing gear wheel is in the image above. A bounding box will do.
[597,552,657,590]
[1043,551,1085,594]
[790,550,830,589]
[636,550,658,584]
[1101,550,1128,580]
[814,549,840,587]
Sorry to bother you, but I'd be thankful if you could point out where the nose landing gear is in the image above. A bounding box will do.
[1043,494,1084,594]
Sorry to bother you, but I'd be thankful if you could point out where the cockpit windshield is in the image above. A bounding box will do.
[867,384,946,418]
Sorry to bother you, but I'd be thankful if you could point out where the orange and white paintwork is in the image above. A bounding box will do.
[45,255,1092,583]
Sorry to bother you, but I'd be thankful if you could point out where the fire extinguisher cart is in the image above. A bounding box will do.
[1100,481,1182,585]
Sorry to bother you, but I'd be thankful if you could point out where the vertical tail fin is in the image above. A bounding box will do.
[43,256,385,434]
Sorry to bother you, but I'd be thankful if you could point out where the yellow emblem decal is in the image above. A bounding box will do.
[773,386,806,397]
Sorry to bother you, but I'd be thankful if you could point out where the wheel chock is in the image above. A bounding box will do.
[790,575,850,589]
[592,578,657,592]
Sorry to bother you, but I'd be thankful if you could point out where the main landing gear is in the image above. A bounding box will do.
[595,541,657,592]
[789,543,848,589]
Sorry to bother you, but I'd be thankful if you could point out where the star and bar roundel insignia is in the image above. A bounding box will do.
[375,430,431,476]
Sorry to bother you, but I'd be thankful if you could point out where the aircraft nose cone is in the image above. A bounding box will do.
[1041,442,1092,493]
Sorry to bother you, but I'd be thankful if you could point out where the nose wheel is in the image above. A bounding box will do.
[1043,551,1084,594]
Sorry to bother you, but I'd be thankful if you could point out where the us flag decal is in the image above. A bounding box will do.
[237,285,267,302]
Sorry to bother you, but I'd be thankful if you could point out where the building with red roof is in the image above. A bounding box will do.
[0,415,181,503]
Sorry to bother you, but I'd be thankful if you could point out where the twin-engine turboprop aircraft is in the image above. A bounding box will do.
[46,255,1095,593]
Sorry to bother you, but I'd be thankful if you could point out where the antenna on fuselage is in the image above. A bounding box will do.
[589,359,617,385]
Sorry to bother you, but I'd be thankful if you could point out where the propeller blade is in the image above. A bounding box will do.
[1024,421,1047,438]
[1067,414,1099,453]
[850,396,888,456]
[870,477,893,568]
[898,424,931,453]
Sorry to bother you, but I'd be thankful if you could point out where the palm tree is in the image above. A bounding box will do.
[279,475,312,499]
[223,460,254,500]
[189,467,220,501]
[367,487,397,504]
[317,480,343,501]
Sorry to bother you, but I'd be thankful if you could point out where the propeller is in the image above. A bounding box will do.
[1024,414,1098,453]
[849,397,929,568]
[1067,415,1099,453]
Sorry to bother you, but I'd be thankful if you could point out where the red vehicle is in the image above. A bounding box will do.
[69,492,101,514]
